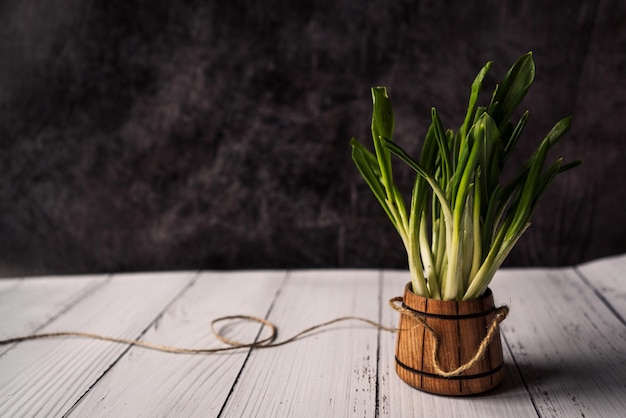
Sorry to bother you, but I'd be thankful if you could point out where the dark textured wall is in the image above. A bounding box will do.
[0,0,624,276]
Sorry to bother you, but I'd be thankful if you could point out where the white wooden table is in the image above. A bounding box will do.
[1,254,625,417]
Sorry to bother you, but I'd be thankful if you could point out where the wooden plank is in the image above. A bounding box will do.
[576,253,626,321]
[0,271,196,418]
[379,270,538,418]
[0,275,107,338]
[220,270,380,417]
[490,267,626,418]
[67,270,286,417]
[0,275,108,356]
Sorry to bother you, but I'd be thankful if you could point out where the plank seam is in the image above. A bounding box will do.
[61,271,202,417]
[217,270,291,418]
[501,332,541,418]
[574,267,626,327]
[0,275,112,359]
[374,270,382,418]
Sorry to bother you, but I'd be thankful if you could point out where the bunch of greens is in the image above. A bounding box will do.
[351,52,580,301]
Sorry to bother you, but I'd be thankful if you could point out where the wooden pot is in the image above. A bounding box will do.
[394,282,505,396]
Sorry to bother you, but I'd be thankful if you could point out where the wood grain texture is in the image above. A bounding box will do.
[395,284,505,395]
[490,267,626,418]
[68,271,286,417]
[219,270,380,418]
[0,275,107,343]
[577,253,626,321]
[0,261,624,416]
[0,272,196,418]
[379,271,538,417]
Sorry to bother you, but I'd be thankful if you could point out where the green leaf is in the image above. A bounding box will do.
[461,61,493,141]
[500,116,572,202]
[431,108,452,184]
[454,113,492,217]
[449,133,472,201]
[558,160,582,173]
[482,184,502,255]
[501,111,529,165]
[383,139,431,179]
[351,138,398,229]
[472,112,502,209]
[419,124,438,170]
[545,116,572,148]
[507,134,550,239]
[371,87,395,200]
[473,106,487,124]
[371,87,394,140]
[382,137,455,259]
[531,158,562,210]
[488,52,535,129]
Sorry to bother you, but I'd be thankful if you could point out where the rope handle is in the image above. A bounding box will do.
[388,296,509,378]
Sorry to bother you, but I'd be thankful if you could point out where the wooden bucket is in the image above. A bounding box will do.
[394,282,506,395]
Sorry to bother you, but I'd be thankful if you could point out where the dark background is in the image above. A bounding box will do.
[0,0,624,277]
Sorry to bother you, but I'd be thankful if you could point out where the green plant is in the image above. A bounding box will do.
[351,52,581,301]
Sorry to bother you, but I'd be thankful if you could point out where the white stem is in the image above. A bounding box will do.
[419,213,440,299]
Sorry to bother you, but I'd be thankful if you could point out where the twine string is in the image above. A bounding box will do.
[0,315,396,354]
[388,296,509,378]
[1,297,508,378]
